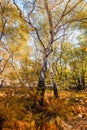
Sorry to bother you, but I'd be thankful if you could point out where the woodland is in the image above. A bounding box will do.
[0,0,87,129]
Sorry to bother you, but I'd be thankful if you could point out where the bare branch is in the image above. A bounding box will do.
[50,0,63,11]
[53,34,67,42]
[55,16,87,35]
[55,0,82,33]
[0,56,10,74]
[13,0,45,50]
[54,0,71,29]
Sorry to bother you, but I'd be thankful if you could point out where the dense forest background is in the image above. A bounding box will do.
[0,0,87,129]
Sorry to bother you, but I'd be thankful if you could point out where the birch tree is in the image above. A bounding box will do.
[12,0,87,105]
[0,0,31,87]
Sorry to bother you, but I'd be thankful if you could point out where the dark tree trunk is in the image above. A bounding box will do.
[76,75,85,90]
[81,75,85,90]
[77,77,82,90]
[37,57,47,106]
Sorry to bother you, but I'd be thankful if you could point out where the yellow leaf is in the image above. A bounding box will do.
[31,120,35,127]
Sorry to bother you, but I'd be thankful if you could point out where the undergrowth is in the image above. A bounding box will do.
[0,87,87,129]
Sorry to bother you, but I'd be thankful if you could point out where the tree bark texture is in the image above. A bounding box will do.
[77,75,85,90]
[49,67,58,98]
[81,75,85,90]
[0,79,4,88]
[37,57,47,106]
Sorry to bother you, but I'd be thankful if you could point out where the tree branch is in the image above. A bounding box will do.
[0,56,10,74]
[13,0,45,50]
[55,0,82,33]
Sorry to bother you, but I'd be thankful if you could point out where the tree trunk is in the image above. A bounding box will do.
[11,63,26,87]
[81,75,85,90]
[37,57,47,106]
[73,75,78,87]
[77,76,82,90]
[0,79,4,88]
[60,59,63,81]
[76,75,85,90]
[49,65,58,98]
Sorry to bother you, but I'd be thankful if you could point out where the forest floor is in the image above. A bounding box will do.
[45,89,87,130]
[0,87,87,130]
